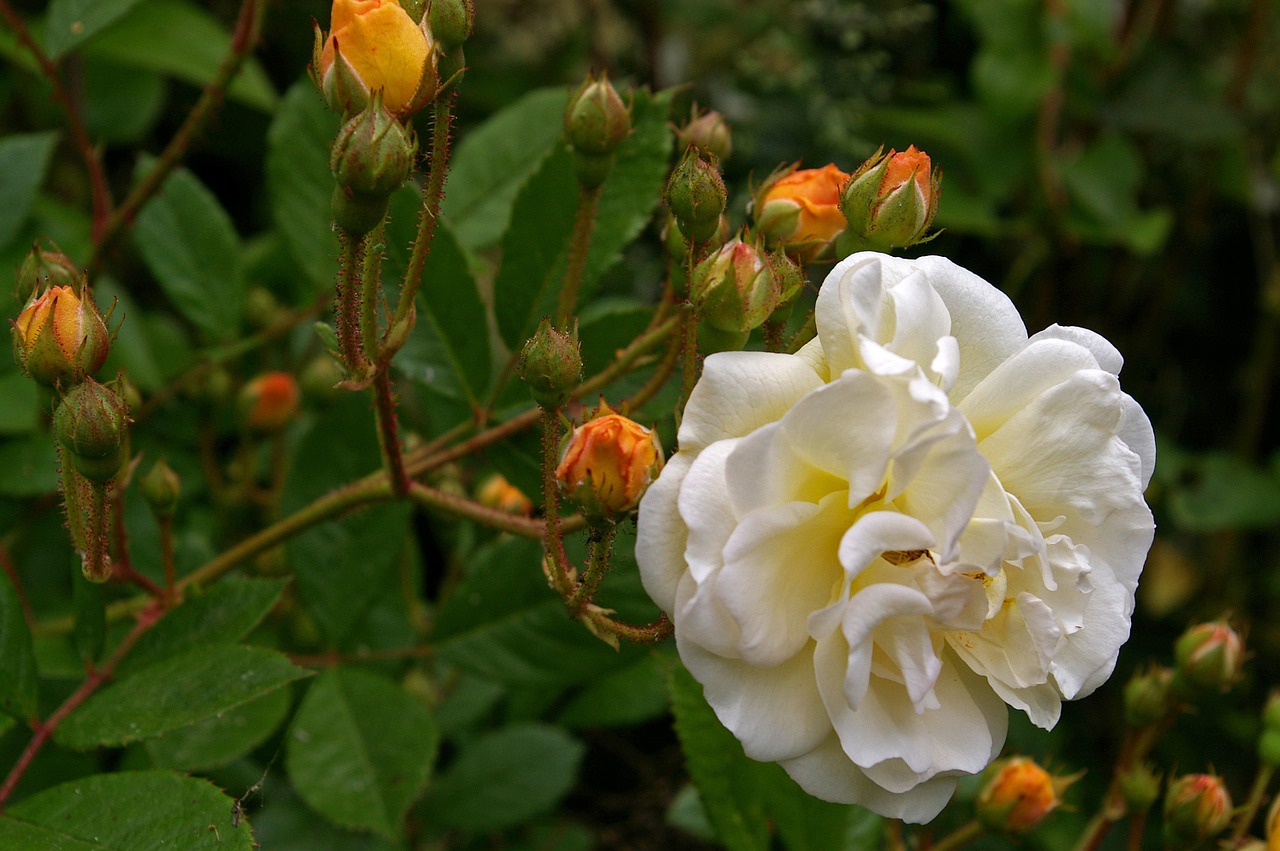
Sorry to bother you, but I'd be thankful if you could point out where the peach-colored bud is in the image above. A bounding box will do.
[1163,773,1232,847]
[476,474,534,516]
[976,757,1064,834]
[839,145,940,252]
[240,372,301,431]
[555,404,663,521]
[315,0,438,117]
[12,285,111,388]
[754,163,850,261]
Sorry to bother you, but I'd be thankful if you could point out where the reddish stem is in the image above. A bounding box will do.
[373,368,410,496]
[0,603,164,810]
[0,543,35,630]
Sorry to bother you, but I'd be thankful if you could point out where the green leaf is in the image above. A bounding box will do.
[286,667,438,838]
[0,436,57,497]
[668,663,770,851]
[0,573,37,720]
[0,373,38,435]
[267,79,342,298]
[0,132,58,251]
[80,59,167,144]
[433,537,645,686]
[0,771,256,849]
[56,644,310,749]
[393,220,492,414]
[1170,452,1280,531]
[252,785,404,851]
[84,0,276,111]
[71,568,105,667]
[491,145,578,351]
[441,87,569,250]
[758,761,881,851]
[558,653,671,729]
[44,0,146,59]
[119,577,288,675]
[287,504,412,647]
[132,164,243,341]
[146,686,292,772]
[425,724,585,832]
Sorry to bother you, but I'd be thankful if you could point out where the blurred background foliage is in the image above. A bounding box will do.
[1,0,1279,848]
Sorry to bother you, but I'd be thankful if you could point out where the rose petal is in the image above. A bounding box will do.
[678,351,824,452]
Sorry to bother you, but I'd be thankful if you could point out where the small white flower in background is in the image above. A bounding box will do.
[637,252,1155,823]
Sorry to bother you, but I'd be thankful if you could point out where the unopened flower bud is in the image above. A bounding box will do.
[239,372,301,432]
[476,473,533,516]
[1258,693,1280,768]
[330,100,416,233]
[300,354,345,402]
[975,757,1068,834]
[314,0,439,117]
[428,0,474,48]
[753,163,849,262]
[1174,620,1243,694]
[17,244,80,304]
[1124,665,1175,727]
[676,109,732,162]
[556,402,663,521]
[1117,762,1162,813]
[138,459,181,518]
[838,145,940,253]
[666,147,727,245]
[1163,774,1232,848]
[518,319,582,409]
[53,377,129,483]
[690,237,778,335]
[12,285,111,388]
[662,211,731,262]
[565,74,630,188]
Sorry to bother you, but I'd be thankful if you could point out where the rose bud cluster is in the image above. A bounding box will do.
[556,403,663,522]
[753,162,850,262]
[838,145,940,253]
[313,0,439,118]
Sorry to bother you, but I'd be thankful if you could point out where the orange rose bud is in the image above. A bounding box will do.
[12,284,111,388]
[1163,773,1232,847]
[555,403,663,521]
[753,163,850,262]
[976,757,1070,834]
[314,0,438,117]
[240,372,301,432]
[476,474,534,516]
[838,145,940,253]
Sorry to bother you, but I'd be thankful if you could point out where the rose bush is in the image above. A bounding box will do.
[637,252,1155,822]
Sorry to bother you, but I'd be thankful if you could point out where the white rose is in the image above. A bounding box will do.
[637,252,1155,823]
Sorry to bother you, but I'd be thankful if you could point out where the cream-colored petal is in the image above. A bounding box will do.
[635,452,694,614]
[677,351,823,452]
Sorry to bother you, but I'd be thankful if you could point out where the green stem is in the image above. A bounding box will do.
[335,230,369,380]
[540,407,574,596]
[557,185,603,328]
[360,226,384,363]
[81,479,111,583]
[931,819,984,851]
[89,0,265,273]
[567,525,616,616]
[158,514,177,604]
[678,301,699,423]
[394,93,456,329]
[1227,763,1274,845]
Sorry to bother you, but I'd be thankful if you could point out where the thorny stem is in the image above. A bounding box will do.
[407,481,549,538]
[1072,720,1172,851]
[373,368,410,496]
[930,820,984,851]
[540,406,573,595]
[89,0,266,273]
[0,602,165,811]
[0,543,35,629]
[336,230,370,379]
[81,480,111,584]
[678,301,699,422]
[567,525,616,616]
[557,185,603,328]
[360,226,385,362]
[0,1,110,241]
[394,93,457,329]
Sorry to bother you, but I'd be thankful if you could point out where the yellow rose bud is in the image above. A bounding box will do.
[754,163,850,261]
[12,284,111,388]
[975,757,1068,834]
[239,372,301,432]
[476,474,534,517]
[556,404,663,521]
[316,0,438,117]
